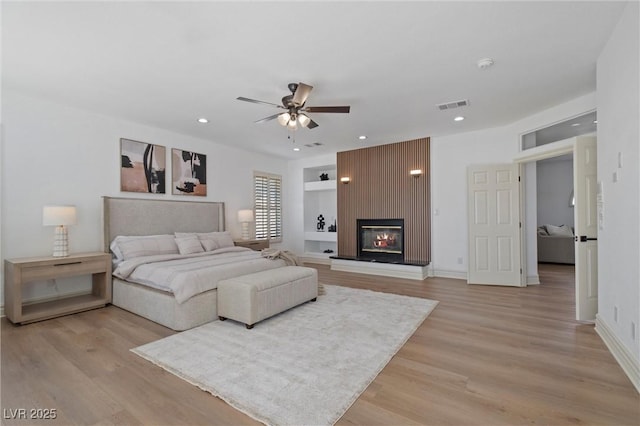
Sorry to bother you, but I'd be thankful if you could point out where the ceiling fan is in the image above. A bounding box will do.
[237,82,350,130]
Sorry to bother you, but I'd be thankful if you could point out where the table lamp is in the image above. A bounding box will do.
[43,205,77,257]
[237,209,254,240]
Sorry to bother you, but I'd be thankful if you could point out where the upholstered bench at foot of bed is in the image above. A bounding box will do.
[217,266,318,329]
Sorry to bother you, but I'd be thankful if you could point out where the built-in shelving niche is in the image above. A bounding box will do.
[303,165,337,262]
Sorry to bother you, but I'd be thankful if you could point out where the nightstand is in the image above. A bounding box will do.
[4,252,112,325]
[234,239,269,251]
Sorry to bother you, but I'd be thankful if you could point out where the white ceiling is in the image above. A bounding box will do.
[2,1,626,159]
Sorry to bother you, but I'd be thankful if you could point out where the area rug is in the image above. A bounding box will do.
[132,284,438,426]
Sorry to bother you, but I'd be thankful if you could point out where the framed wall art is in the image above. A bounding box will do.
[172,148,207,196]
[120,138,166,194]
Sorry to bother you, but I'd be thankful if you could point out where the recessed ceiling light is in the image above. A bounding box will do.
[593,120,598,124]
[197,118,209,124]
[293,147,300,152]
[358,135,367,140]
[454,116,465,121]
[571,123,580,127]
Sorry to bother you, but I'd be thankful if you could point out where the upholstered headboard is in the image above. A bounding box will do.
[103,196,225,252]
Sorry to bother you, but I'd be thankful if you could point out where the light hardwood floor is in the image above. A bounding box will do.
[2,264,638,425]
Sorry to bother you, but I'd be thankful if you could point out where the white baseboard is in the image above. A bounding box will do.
[527,275,540,285]
[432,269,467,280]
[595,314,640,393]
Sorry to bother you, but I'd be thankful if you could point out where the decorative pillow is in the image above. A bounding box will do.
[116,235,179,260]
[210,231,235,248]
[175,235,204,255]
[546,224,574,237]
[175,231,235,249]
[537,226,549,236]
[200,238,219,251]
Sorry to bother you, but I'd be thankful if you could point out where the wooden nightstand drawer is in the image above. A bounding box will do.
[21,259,107,282]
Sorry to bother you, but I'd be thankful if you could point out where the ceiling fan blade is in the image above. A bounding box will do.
[307,119,319,129]
[304,106,350,113]
[237,97,284,108]
[254,113,282,124]
[292,82,313,106]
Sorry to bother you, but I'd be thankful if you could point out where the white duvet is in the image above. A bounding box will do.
[113,247,285,304]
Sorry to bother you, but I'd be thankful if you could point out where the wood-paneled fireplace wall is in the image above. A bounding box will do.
[337,137,430,264]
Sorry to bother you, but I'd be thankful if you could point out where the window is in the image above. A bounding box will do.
[254,171,282,242]
[521,111,597,151]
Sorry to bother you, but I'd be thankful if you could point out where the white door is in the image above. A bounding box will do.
[467,164,523,286]
[574,136,598,321]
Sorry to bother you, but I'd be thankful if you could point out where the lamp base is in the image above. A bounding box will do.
[241,222,250,240]
[52,225,69,257]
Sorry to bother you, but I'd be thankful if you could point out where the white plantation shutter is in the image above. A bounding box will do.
[254,172,282,242]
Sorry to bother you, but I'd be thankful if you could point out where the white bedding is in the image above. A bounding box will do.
[113,246,286,304]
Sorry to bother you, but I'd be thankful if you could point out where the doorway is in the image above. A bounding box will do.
[515,136,598,321]
[536,154,575,265]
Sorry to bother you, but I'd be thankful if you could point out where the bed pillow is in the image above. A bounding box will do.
[537,226,549,236]
[200,238,219,251]
[111,234,177,260]
[116,235,179,260]
[175,235,204,255]
[175,231,235,250]
[209,231,235,248]
[546,224,574,237]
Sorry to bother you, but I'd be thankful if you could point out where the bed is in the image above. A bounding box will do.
[103,196,285,330]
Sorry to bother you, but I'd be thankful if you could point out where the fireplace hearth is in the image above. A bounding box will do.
[357,219,404,262]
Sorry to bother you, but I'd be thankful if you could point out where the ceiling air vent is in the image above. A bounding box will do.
[304,142,324,148]
[437,99,469,111]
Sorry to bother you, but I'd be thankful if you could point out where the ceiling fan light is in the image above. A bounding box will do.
[298,114,311,127]
[277,113,291,126]
[287,120,298,130]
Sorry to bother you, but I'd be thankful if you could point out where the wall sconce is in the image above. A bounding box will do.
[237,209,254,240]
[340,177,351,184]
[43,205,77,257]
[410,169,423,178]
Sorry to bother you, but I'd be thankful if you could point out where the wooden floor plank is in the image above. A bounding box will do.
[1,263,638,425]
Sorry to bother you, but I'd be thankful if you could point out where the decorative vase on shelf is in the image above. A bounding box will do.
[317,214,325,231]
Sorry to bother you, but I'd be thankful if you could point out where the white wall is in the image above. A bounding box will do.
[430,125,516,277]
[1,90,287,305]
[536,158,574,228]
[596,1,639,361]
[430,93,597,278]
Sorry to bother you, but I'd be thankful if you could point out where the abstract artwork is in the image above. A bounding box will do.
[120,138,166,193]
[172,149,207,196]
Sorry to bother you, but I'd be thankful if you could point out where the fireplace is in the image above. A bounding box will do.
[357,219,404,262]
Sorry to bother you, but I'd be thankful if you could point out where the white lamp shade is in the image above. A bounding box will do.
[43,205,77,226]
[298,113,311,127]
[277,113,291,126]
[238,209,254,223]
